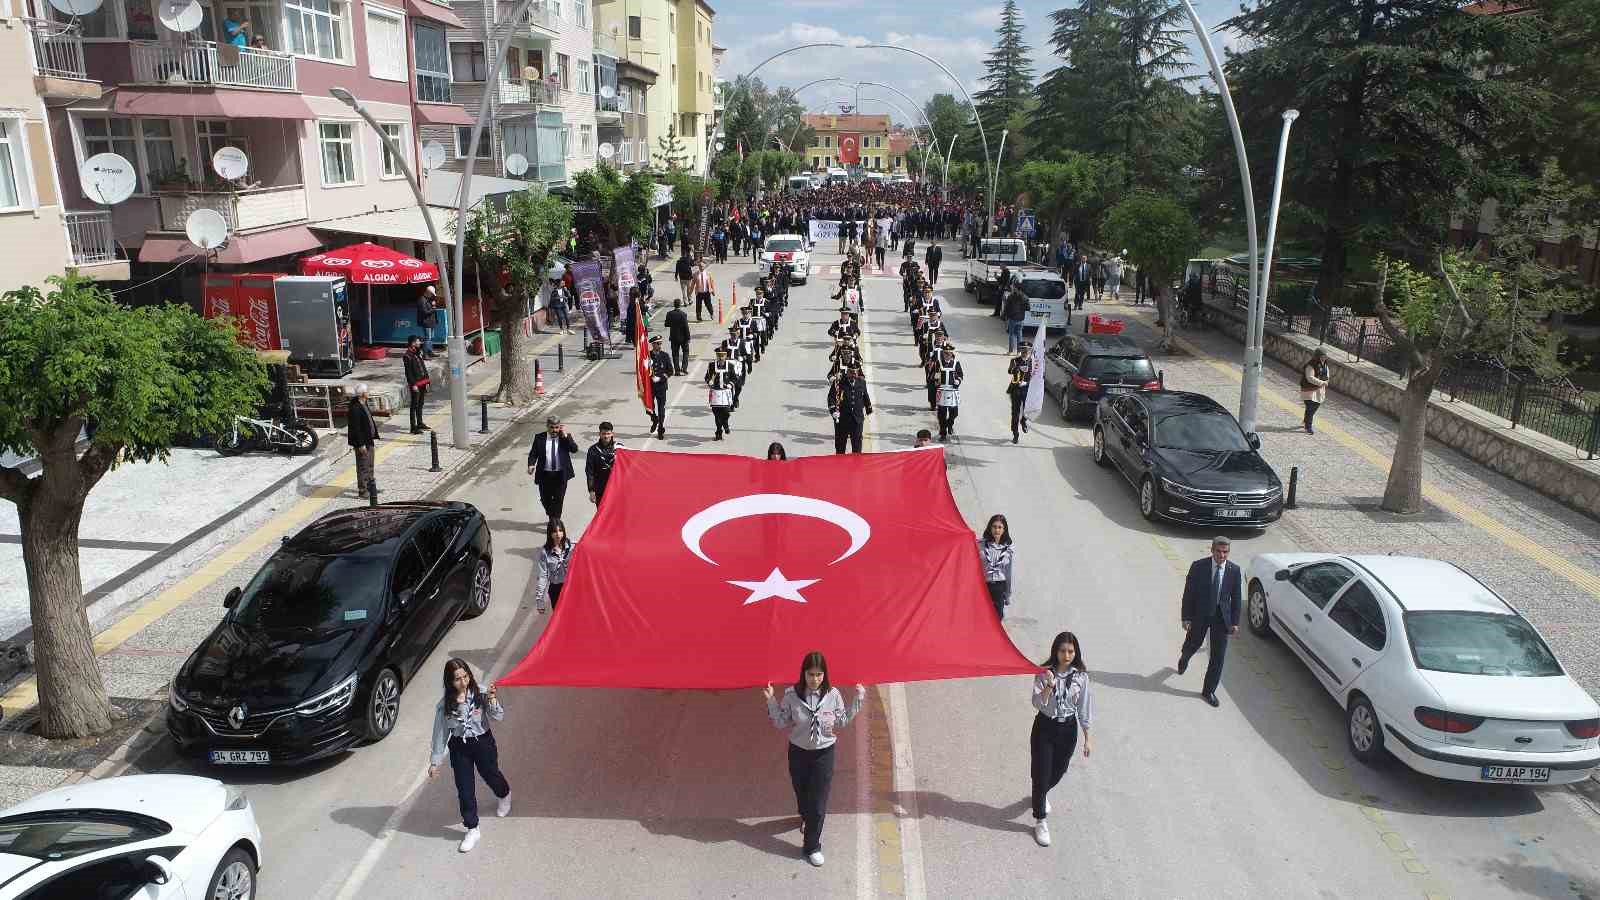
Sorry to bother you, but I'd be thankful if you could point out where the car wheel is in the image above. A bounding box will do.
[206,847,255,900]
[1139,477,1157,521]
[1247,581,1272,638]
[460,557,492,620]
[1346,695,1386,766]
[1092,427,1111,468]
[365,668,401,741]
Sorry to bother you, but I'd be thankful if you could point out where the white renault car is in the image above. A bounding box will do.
[0,774,262,899]
[1245,553,1600,785]
[758,234,810,284]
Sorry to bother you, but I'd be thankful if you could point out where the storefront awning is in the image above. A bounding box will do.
[312,206,459,243]
[113,89,316,120]
[405,0,466,28]
[138,225,322,264]
[415,103,476,127]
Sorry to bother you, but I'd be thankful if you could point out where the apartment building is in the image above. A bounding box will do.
[672,0,711,173]
[593,0,707,171]
[802,114,892,172]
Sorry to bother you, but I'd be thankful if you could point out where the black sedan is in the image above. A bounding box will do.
[1091,391,1283,527]
[167,501,494,766]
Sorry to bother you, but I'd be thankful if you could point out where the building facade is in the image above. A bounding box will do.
[802,114,891,172]
[593,0,707,172]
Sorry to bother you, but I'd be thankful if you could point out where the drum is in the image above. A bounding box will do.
[753,316,766,332]
[845,289,861,312]
[938,387,960,408]
[710,388,734,407]
[742,340,753,354]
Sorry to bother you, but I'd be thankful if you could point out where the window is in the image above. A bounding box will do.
[577,59,592,94]
[124,0,158,39]
[0,119,32,210]
[0,815,169,862]
[285,0,346,61]
[80,117,138,189]
[679,114,694,137]
[505,47,522,82]
[58,2,117,37]
[451,42,487,82]
[365,8,406,81]
[1289,563,1355,610]
[454,126,492,159]
[562,125,572,158]
[209,2,281,49]
[414,23,451,102]
[380,123,406,178]
[1326,582,1387,652]
[195,120,248,175]
[621,138,632,164]
[557,53,571,89]
[627,15,640,38]
[138,120,177,186]
[548,0,561,18]
[574,0,587,27]
[1404,611,1562,677]
[318,121,358,186]
[822,135,831,148]
[579,124,593,156]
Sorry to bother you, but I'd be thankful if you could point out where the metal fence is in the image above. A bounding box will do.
[26,18,88,80]
[64,211,116,265]
[130,40,297,91]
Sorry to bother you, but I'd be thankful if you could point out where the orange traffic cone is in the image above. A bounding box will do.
[534,359,546,396]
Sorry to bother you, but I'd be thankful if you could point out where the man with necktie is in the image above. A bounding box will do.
[526,416,579,522]
[1177,536,1243,707]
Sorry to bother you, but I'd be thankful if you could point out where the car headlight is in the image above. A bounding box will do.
[1160,477,1202,501]
[168,681,189,712]
[294,673,358,717]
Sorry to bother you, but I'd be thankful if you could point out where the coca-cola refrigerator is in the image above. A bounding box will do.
[275,275,353,376]
[202,273,285,351]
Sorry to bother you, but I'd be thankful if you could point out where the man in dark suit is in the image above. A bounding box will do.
[526,416,579,521]
[828,364,873,454]
[664,299,691,375]
[645,334,672,438]
[1178,536,1243,707]
[925,242,943,286]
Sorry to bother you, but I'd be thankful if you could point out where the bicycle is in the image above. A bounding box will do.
[215,414,318,456]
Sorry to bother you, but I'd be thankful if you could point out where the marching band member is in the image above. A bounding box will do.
[646,334,672,439]
[933,343,964,441]
[706,345,739,440]
[827,363,873,455]
[1008,341,1034,443]
[827,307,859,341]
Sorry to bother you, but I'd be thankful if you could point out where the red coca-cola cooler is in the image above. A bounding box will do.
[203,273,285,351]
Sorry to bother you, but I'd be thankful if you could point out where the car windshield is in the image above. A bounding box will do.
[1083,356,1155,383]
[1020,279,1066,300]
[232,550,388,631]
[0,813,168,861]
[766,239,803,253]
[1404,611,1563,676]
[1153,411,1250,451]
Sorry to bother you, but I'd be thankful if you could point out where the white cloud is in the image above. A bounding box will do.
[964,5,1003,30]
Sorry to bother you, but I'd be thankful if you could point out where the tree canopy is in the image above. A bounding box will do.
[572,163,656,247]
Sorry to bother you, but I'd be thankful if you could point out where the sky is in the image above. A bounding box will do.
[712,0,1243,127]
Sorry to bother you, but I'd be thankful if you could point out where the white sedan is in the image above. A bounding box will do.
[758,235,810,284]
[1245,553,1600,785]
[0,774,262,899]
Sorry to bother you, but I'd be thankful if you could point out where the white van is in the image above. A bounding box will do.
[1015,271,1070,331]
[787,175,811,193]
[826,168,848,185]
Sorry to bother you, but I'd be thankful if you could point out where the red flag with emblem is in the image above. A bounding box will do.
[634,305,652,413]
[838,133,861,166]
[499,449,1035,688]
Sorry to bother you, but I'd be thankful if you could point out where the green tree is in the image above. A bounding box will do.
[571,162,656,248]
[973,0,1035,174]
[653,124,690,172]
[465,188,574,405]
[922,94,972,162]
[948,161,983,195]
[1518,0,1600,194]
[0,277,266,738]
[1101,192,1199,349]
[1016,153,1125,243]
[713,152,742,201]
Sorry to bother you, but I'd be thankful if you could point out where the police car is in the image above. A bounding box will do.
[759,234,810,284]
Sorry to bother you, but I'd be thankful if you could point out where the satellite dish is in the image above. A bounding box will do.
[599,84,615,100]
[47,0,102,15]
[185,208,229,250]
[523,66,540,82]
[79,153,137,205]
[504,152,529,176]
[422,141,447,171]
[598,142,614,161]
[211,146,249,181]
[715,140,726,152]
[157,0,203,32]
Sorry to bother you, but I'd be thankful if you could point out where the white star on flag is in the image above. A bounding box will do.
[727,568,820,605]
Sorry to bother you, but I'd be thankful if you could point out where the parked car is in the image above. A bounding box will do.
[1014,272,1071,332]
[166,501,493,766]
[1092,390,1283,526]
[758,234,810,283]
[1044,334,1159,421]
[0,774,263,900]
[1244,553,1600,784]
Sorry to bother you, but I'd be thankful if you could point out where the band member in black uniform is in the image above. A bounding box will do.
[734,307,759,365]
[717,333,747,409]
[749,301,769,356]
[728,323,752,377]
[1008,341,1034,443]
[646,334,672,439]
[933,344,964,440]
[706,346,739,440]
[828,307,859,341]
[828,364,873,455]
[585,421,621,505]
[900,257,920,311]
[829,338,859,381]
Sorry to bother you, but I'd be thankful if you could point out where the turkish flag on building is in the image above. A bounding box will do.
[499,449,1036,688]
[837,132,861,165]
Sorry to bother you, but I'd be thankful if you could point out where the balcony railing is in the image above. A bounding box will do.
[507,0,558,32]
[593,30,620,58]
[65,211,116,265]
[497,78,561,106]
[27,19,89,81]
[156,185,308,233]
[130,40,297,91]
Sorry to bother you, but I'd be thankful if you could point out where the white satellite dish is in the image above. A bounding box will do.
[211,145,249,181]
[598,142,614,161]
[504,152,529,176]
[79,153,137,206]
[523,66,540,82]
[157,0,203,32]
[47,0,102,15]
[422,141,447,171]
[599,84,615,100]
[185,208,229,250]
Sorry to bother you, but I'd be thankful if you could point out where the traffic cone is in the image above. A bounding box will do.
[534,359,546,397]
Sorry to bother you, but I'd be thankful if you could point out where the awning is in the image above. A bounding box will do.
[113,88,316,120]
[424,170,534,208]
[405,0,465,28]
[138,225,322,264]
[301,242,438,284]
[415,102,475,127]
[312,206,459,243]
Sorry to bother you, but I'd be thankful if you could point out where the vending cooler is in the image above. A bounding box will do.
[275,276,354,376]
[202,273,285,351]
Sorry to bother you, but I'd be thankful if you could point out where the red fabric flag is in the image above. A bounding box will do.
[499,449,1036,689]
[838,133,861,166]
[634,303,652,413]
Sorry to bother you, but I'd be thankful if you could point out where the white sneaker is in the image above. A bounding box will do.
[807,851,825,867]
[459,828,480,853]
[1045,797,1051,815]
[1033,820,1051,847]
[497,796,512,818]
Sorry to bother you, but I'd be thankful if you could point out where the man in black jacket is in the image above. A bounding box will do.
[646,334,672,438]
[664,299,691,375]
[1177,536,1245,707]
[526,416,579,521]
[828,364,873,454]
[346,383,379,499]
[925,243,943,285]
[402,335,430,433]
[415,286,438,358]
[585,421,621,506]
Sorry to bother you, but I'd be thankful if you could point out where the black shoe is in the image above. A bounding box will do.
[1011,433,1019,444]
[657,427,665,439]
[1021,419,1029,433]
[1177,657,1188,675]
[714,431,723,441]
[1203,693,1220,708]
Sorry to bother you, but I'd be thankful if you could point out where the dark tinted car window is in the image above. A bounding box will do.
[411,516,456,564]
[1123,402,1149,441]
[1290,562,1354,609]
[0,813,168,861]
[1020,279,1066,299]
[1153,411,1251,451]
[391,541,428,596]
[1405,612,1563,676]
[1327,581,1387,651]
[1082,356,1155,382]
[233,551,387,630]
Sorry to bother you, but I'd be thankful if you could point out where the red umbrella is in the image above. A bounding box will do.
[300,242,439,285]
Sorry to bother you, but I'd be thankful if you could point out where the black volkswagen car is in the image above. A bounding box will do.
[1092,391,1283,527]
[167,502,493,766]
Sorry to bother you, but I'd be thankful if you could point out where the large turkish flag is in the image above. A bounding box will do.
[837,132,861,166]
[499,448,1036,688]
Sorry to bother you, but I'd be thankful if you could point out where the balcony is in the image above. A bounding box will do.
[130,40,297,92]
[593,30,620,59]
[505,0,559,35]
[64,211,129,280]
[155,185,308,234]
[27,19,101,100]
[497,77,561,107]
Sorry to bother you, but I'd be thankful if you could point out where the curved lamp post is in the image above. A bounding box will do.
[760,76,841,153]
[856,80,944,179]
[838,94,935,179]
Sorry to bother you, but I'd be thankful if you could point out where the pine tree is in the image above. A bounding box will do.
[972,0,1034,172]
[653,125,690,172]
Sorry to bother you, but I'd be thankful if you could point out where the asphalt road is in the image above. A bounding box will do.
[138,244,1600,900]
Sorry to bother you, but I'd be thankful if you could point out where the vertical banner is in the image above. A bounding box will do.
[614,245,637,328]
[572,260,608,343]
[634,300,652,413]
[1024,319,1048,419]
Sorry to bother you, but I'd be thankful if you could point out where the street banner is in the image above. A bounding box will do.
[499,448,1037,689]
[614,245,637,327]
[634,301,652,413]
[807,220,871,244]
[572,259,608,343]
[1024,319,1048,419]
[838,132,861,165]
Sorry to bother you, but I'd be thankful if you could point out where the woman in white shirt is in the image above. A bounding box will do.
[977,514,1015,620]
[763,651,866,868]
[534,519,574,613]
[1029,631,1092,848]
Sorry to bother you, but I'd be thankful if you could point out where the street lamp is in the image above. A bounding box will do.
[849,94,936,179]
[989,129,1009,234]
[855,80,946,177]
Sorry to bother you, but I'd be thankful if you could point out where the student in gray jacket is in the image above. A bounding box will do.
[427,658,511,853]
[534,519,575,613]
[977,514,1015,620]
[763,651,866,869]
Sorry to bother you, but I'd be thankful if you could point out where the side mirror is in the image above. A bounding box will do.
[223,587,242,609]
[396,588,414,608]
[1246,432,1262,450]
[145,855,177,885]
[1274,569,1292,582]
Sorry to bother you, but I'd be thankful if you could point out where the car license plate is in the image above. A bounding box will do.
[1215,509,1253,519]
[1481,765,1549,783]
[210,750,270,765]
